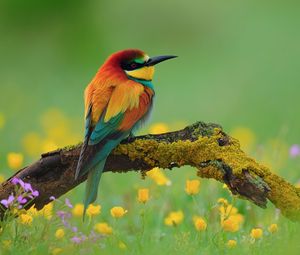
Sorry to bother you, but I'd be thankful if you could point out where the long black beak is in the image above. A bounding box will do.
[145,55,177,66]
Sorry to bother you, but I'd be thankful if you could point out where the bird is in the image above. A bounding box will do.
[75,49,177,217]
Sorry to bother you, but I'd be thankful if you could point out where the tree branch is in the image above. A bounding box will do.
[1,122,300,220]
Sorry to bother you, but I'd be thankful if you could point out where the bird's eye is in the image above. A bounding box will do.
[121,61,143,71]
[131,63,137,69]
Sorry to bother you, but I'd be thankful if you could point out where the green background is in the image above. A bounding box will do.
[1,0,299,147]
[1,0,300,194]
[1,1,300,254]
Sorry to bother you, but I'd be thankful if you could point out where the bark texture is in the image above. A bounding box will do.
[1,121,300,221]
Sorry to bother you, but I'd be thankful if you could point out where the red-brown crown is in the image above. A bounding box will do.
[94,49,148,81]
[103,49,147,67]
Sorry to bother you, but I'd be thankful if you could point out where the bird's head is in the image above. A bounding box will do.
[104,49,177,81]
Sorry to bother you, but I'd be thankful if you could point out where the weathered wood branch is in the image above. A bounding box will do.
[1,122,300,220]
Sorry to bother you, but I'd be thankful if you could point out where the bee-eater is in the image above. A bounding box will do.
[75,49,176,216]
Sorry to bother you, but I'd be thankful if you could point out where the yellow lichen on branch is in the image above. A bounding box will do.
[1,121,300,221]
[115,127,300,220]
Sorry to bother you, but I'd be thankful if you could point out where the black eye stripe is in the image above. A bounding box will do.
[121,61,144,71]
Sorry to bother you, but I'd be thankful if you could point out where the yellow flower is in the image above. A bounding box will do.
[219,204,238,216]
[55,228,65,239]
[149,123,169,134]
[52,248,63,255]
[0,113,5,129]
[72,203,84,217]
[19,213,33,225]
[138,188,149,203]
[0,175,5,183]
[110,206,127,218]
[221,218,240,232]
[219,203,244,233]
[86,204,101,217]
[2,240,11,249]
[146,167,171,186]
[250,228,263,239]
[28,206,38,217]
[119,241,127,250]
[185,179,200,195]
[94,222,113,235]
[268,223,278,233]
[193,216,207,231]
[164,210,184,226]
[12,208,21,217]
[7,152,24,170]
[227,239,237,248]
[217,198,228,206]
[39,203,53,219]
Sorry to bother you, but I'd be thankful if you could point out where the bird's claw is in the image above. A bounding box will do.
[126,132,135,143]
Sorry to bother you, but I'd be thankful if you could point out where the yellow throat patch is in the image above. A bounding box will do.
[126,66,155,81]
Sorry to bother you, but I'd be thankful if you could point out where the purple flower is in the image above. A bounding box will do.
[32,190,39,197]
[56,210,72,227]
[57,210,70,219]
[65,198,73,208]
[17,179,25,189]
[23,182,32,192]
[10,177,39,197]
[1,194,15,208]
[23,182,39,197]
[11,177,20,185]
[72,226,78,232]
[49,196,56,201]
[290,144,300,158]
[17,195,27,205]
[63,219,71,228]
[71,236,82,244]
[89,231,99,242]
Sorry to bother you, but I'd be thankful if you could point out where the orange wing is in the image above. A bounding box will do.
[104,80,145,121]
[84,79,114,125]
[85,78,153,131]
[118,86,154,131]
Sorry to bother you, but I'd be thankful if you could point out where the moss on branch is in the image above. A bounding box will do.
[0,121,300,221]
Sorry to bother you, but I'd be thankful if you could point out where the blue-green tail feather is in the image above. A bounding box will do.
[83,159,106,220]
[82,133,130,221]
[86,135,129,173]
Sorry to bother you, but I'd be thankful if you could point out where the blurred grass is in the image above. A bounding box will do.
[1,1,300,254]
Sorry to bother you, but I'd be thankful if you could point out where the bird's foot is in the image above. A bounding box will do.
[125,132,135,143]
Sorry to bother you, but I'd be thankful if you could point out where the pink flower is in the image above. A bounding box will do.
[290,144,300,158]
